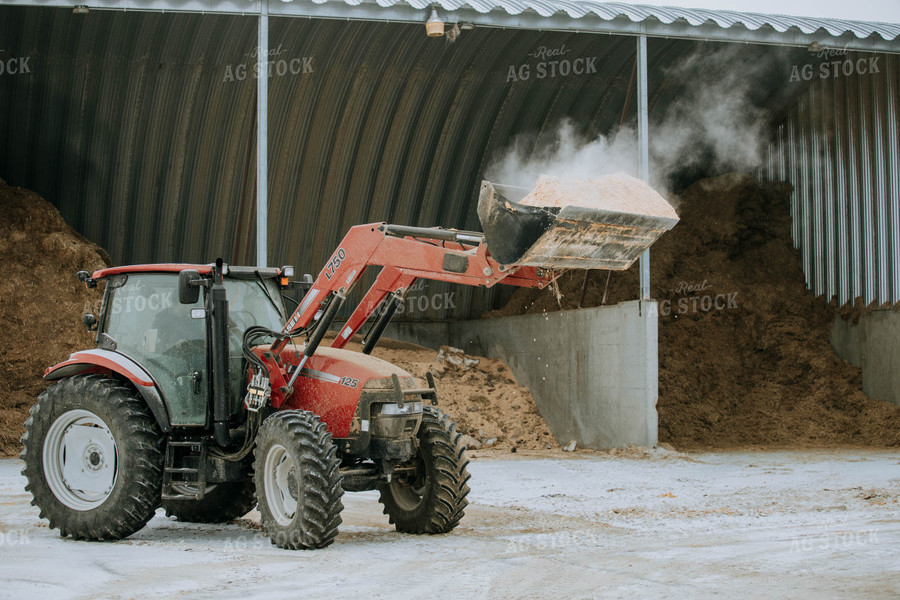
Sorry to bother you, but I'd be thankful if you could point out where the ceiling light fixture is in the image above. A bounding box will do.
[425,7,444,37]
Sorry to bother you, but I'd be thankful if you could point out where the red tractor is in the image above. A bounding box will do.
[21,181,677,548]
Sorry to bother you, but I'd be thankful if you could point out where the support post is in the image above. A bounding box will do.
[256,0,269,267]
[637,33,650,299]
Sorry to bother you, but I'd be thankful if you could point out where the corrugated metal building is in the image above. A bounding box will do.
[0,0,898,318]
[762,59,900,307]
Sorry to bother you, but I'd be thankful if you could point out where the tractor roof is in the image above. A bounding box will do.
[92,264,283,280]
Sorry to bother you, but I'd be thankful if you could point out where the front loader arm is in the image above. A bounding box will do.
[261,223,561,400]
[282,223,559,347]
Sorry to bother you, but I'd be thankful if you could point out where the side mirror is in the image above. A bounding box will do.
[82,313,98,332]
[178,270,202,305]
[76,270,97,289]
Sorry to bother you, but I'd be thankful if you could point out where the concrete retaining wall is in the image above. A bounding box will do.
[830,310,900,406]
[385,300,659,449]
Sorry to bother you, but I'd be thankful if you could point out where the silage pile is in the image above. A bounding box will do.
[334,336,560,452]
[0,179,108,456]
[488,173,900,449]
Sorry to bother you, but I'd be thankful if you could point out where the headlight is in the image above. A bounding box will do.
[370,402,423,438]
[374,401,423,416]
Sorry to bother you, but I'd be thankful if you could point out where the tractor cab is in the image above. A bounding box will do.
[85,264,288,427]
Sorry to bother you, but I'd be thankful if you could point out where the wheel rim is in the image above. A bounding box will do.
[42,409,118,511]
[390,456,428,511]
[264,444,299,526]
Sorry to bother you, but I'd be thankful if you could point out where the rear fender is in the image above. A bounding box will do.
[44,349,172,433]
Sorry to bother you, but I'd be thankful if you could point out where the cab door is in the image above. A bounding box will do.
[101,273,209,427]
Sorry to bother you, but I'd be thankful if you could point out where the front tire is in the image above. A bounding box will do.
[162,480,256,523]
[253,411,344,549]
[20,375,165,540]
[378,407,471,534]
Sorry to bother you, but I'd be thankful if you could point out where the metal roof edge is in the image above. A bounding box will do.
[1,0,898,52]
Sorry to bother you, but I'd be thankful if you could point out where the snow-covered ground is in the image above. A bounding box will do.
[1,450,898,599]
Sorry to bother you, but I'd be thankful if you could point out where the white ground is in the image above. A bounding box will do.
[1,450,898,599]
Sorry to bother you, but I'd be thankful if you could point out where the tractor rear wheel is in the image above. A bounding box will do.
[378,407,470,534]
[20,375,165,540]
[162,480,257,523]
[253,410,344,549]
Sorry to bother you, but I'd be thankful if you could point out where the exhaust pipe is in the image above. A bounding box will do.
[209,259,235,448]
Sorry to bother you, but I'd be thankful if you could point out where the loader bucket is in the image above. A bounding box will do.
[477,179,679,271]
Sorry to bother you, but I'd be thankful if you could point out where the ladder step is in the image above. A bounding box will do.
[161,493,202,501]
[163,439,208,501]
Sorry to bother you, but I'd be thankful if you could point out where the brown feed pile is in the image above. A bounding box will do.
[487,173,900,449]
[0,179,109,456]
[328,335,559,452]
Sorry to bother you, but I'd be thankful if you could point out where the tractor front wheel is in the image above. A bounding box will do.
[20,375,165,540]
[378,407,470,534]
[253,410,344,549]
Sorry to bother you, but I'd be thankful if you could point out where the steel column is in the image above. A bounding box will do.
[256,0,269,267]
[637,33,650,300]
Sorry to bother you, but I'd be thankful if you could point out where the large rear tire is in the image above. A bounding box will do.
[162,480,256,523]
[20,375,165,540]
[378,407,470,534]
[253,410,344,549]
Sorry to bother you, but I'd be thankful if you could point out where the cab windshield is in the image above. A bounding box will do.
[224,278,286,334]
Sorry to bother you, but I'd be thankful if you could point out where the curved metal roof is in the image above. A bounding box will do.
[341,0,900,39]
[2,0,899,51]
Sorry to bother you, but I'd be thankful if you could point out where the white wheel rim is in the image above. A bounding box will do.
[264,444,298,526]
[42,409,118,511]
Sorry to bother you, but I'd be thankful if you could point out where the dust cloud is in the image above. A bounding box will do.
[486,45,773,194]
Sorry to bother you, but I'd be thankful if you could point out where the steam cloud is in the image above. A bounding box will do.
[485,45,773,194]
